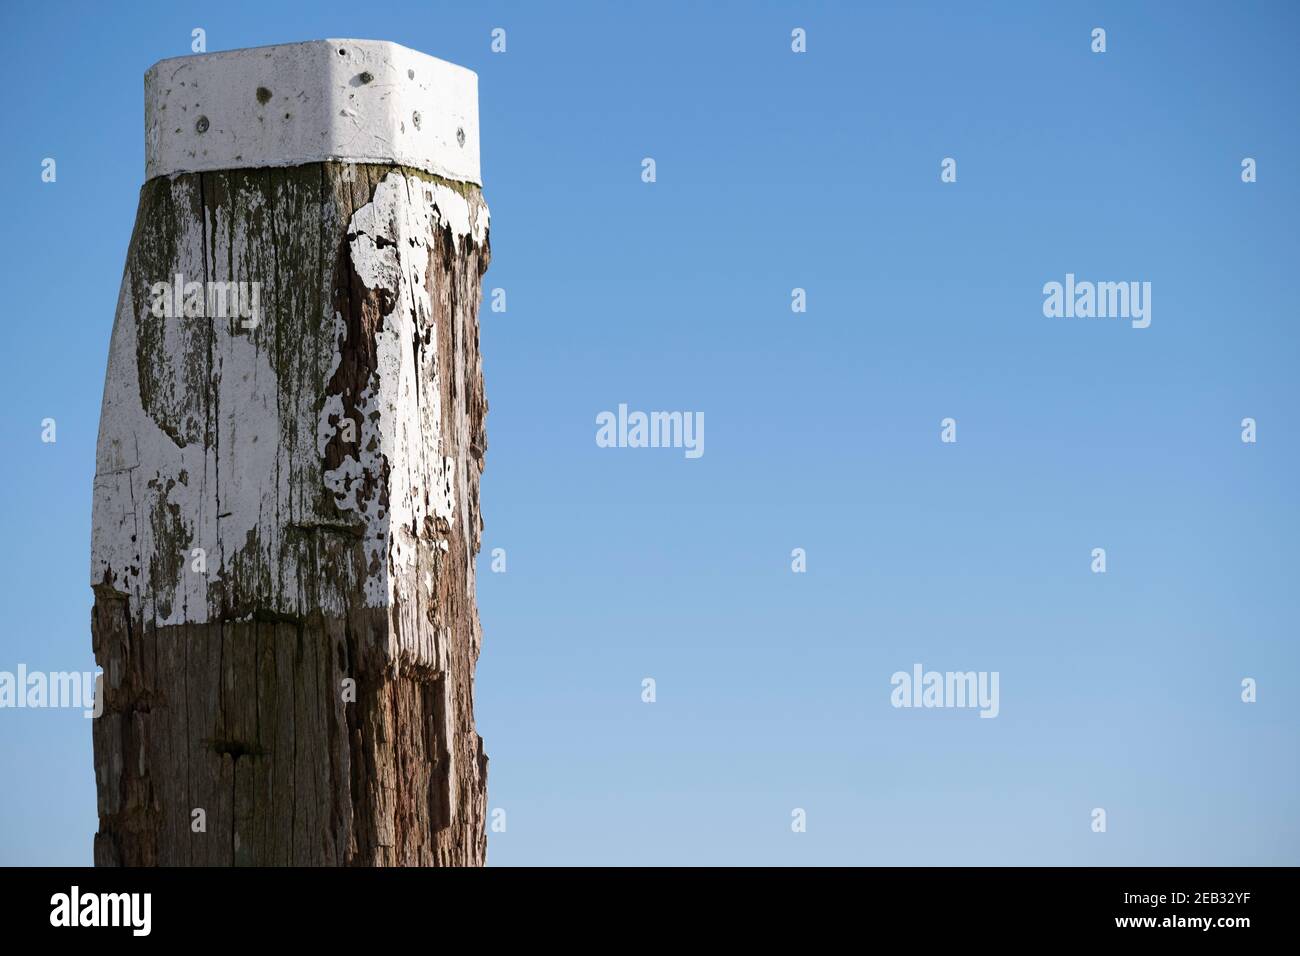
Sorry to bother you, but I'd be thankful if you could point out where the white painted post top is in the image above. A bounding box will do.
[144,39,481,184]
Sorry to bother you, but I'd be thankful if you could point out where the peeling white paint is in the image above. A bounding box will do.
[92,188,223,627]
[92,171,486,631]
[322,172,483,607]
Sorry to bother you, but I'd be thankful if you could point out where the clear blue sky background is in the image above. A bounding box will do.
[1,0,1297,865]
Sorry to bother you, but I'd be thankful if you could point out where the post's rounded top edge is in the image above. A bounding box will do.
[145,39,478,82]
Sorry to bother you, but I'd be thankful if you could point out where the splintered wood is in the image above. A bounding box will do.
[91,162,490,865]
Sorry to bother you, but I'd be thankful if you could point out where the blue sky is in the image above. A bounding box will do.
[1,0,1297,865]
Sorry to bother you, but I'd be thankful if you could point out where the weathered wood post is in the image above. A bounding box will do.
[90,39,490,865]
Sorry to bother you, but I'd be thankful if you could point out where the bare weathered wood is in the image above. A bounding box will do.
[91,161,490,865]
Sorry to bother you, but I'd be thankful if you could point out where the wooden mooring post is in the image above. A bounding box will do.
[90,39,490,865]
